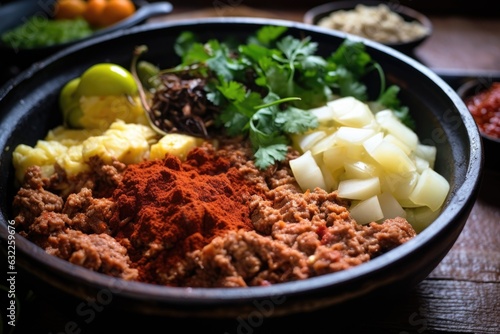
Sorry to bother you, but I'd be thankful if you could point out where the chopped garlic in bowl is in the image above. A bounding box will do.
[304,1,433,54]
[317,4,429,44]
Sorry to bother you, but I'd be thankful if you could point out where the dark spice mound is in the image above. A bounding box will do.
[149,73,220,138]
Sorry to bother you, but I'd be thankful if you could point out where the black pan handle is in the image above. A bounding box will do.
[91,2,174,39]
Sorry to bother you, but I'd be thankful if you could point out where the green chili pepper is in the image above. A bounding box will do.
[59,77,82,128]
[59,63,138,128]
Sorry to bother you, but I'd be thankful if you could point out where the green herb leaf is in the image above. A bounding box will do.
[378,85,415,129]
[253,143,289,169]
[329,39,372,77]
[255,25,288,45]
[217,80,246,103]
[167,26,412,169]
[275,107,319,134]
[174,31,197,57]
[334,66,368,101]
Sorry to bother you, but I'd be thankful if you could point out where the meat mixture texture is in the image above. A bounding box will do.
[13,142,416,287]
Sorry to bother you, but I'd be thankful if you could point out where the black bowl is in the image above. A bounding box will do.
[304,0,433,55]
[457,78,500,170]
[0,18,482,317]
[0,0,173,77]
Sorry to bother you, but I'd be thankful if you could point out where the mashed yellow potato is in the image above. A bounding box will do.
[12,119,207,183]
[13,121,158,181]
[78,95,149,130]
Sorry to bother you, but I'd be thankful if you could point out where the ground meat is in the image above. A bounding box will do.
[48,157,126,198]
[214,140,301,193]
[13,166,64,230]
[63,188,115,234]
[178,230,309,287]
[360,217,417,255]
[13,141,417,287]
[85,157,126,198]
[23,211,71,248]
[168,186,415,287]
[46,229,138,280]
[13,160,134,280]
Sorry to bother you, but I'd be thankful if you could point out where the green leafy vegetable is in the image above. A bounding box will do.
[377,85,415,129]
[168,25,412,169]
[255,25,287,45]
[1,17,93,49]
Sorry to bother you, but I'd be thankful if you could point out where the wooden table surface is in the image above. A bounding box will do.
[3,4,499,334]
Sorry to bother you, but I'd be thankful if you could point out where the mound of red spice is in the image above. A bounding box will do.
[110,146,257,283]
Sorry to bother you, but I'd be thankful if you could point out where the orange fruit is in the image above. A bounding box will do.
[98,0,136,27]
[83,0,107,27]
[54,0,87,20]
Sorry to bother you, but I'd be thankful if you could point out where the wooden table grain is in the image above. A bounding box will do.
[3,5,499,334]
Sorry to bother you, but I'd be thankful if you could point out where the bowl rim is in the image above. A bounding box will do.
[0,16,483,312]
[303,0,433,47]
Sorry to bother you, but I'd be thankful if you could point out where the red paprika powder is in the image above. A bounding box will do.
[110,146,259,284]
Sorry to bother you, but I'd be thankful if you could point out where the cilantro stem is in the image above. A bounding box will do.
[253,97,301,110]
[372,62,386,100]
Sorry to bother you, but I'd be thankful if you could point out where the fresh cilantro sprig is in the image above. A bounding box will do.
[170,26,413,169]
[215,82,318,169]
[376,85,415,129]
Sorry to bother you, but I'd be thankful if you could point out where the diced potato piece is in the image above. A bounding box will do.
[309,105,336,126]
[350,195,384,225]
[288,97,449,219]
[405,206,441,233]
[327,96,374,127]
[366,140,416,175]
[398,198,422,208]
[361,119,381,131]
[335,127,376,145]
[376,110,418,151]
[344,160,379,179]
[310,132,338,156]
[409,168,450,211]
[384,134,412,155]
[378,192,406,219]
[414,155,430,173]
[289,150,327,191]
[383,171,419,201]
[337,177,380,200]
[415,144,437,169]
[292,130,328,153]
[320,164,339,192]
[150,133,203,161]
[345,144,366,161]
[362,132,384,153]
[322,145,347,172]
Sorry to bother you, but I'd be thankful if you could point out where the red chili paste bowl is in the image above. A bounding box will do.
[0,18,482,329]
[457,78,500,170]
